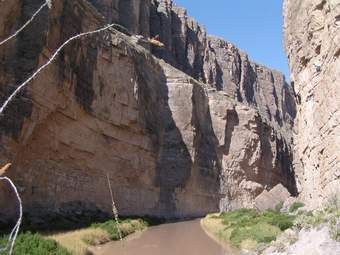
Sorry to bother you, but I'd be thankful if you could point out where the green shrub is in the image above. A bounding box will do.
[220,208,258,228]
[220,209,294,231]
[305,211,314,217]
[330,227,340,241]
[294,210,327,229]
[328,212,340,241]
[275,201,284,212]
[289,202,305,213]
[332,228,340,241]
[212,206,339,250]
[217,208,295,247]
[327,194,340,211]
[292,207,339,239]
[0,232,71,255]
[230,223,280,247]
[91,220,123,240]
[258,210,294,231]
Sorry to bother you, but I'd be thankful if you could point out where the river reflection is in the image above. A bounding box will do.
[91,219,233,255]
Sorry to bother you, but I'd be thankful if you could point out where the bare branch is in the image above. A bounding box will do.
[0,23,116,115]
[0,167,23,255]
[0,1,48,46]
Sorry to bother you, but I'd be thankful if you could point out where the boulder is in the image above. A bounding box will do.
[255,184,291,211]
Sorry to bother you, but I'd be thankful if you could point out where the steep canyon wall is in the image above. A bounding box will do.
[0,0,296,221]
[284,0,340,207]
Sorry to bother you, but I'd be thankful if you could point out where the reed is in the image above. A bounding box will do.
[106,173,123,242]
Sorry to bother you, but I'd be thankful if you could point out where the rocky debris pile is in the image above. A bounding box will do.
[261,225,340,255]
[251,186,340,255]
[251,184,340,254]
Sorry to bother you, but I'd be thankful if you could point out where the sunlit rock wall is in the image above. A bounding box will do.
[284,0,340,207]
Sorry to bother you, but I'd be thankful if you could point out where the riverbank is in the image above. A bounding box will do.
[202,209,294,251]
[2,204,339,255]
[202,204,340,255]
[0,218,154,255]
[47,218,149,255]
[200,214,241,254]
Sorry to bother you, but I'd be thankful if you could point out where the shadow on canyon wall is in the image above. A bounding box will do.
[135,55,222,216]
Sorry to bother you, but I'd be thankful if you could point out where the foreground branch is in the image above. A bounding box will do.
[0,22,116,115]
[0,1,48,46]
[0,164,23,255]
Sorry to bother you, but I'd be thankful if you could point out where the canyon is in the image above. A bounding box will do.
[0,0,337,224]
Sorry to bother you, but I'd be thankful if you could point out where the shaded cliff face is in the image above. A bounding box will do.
[0,0,296,220]
[284,0,340,207]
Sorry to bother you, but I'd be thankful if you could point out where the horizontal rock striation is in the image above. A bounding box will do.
[0,0,296,221]
[284,0,340,207]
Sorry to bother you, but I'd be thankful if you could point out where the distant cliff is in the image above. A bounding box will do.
[0,0,296,221]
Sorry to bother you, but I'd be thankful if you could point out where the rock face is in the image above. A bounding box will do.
[150,0,296,127]
[0,0,296,221]
[284,0,340,207]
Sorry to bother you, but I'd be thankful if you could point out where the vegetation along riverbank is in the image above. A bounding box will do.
[202,200,340,255]
[0,217,159,255]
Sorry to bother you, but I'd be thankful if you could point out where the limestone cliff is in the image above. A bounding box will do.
[284,0,340,207]
[0,0,296,221]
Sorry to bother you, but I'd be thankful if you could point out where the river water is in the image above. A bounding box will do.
[91,219,233,255]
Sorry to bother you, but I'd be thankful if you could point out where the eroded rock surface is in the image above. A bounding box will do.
[284,0,340,207]
[0,0,296,221]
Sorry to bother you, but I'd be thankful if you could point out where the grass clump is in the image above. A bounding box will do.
[329,215,340,241]
[48,228,109,255]
[2,217,159,255]
[258,210,294,231]
[91,218,147,240]
[220,209,294,232]
[230,222,281,247]
[275,201,284,212]
[293,206,340,241]
[0,232,71,255]
[47,218,149,255]
[220,208,258,228]
[203,208,295,249]
[294,210,326,229]
[289,202,305,213]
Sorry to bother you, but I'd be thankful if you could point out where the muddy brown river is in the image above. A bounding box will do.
[91,219,233,255]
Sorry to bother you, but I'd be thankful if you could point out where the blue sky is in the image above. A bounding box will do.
[174,0,290,79]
